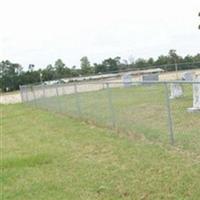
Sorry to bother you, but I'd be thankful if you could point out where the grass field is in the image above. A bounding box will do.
[1,104,200,200]
[32,84,200,154]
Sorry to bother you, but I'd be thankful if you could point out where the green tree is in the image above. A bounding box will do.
[71,66,80,77]
[94,63,106,74]
[135,58,147,68]
[102,57,121,72]
[80,56,93,75]
[54,59,66,78]
[168,49,183,63]
[42,64,55,81]
[155,55,169,66]
[193,54,200,62]
[147,58,154,66]
[0,60,22,91]
[183,55,193,63]
[54,59,71,78]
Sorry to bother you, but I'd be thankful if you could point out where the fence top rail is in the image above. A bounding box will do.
[20,80,200,89]
[102,81,200,84]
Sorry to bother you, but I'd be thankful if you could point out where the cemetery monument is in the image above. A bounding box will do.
[187,74,200,112]
[122,73,132,87]
[170,83,183,99]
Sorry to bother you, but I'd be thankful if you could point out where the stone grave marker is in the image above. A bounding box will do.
[170,83,183,99]
[122,73,132,87]
[182,71,194,81]
[187,74,200,112]
[142,74,159,82]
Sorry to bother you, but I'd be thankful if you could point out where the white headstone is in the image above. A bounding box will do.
[182,71,194,81]
[187,74,200,112]
[170,84,183,99]
[122,73,132,87]
[142,74,159,82]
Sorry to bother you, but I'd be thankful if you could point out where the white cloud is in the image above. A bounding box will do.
[1,0,200,69]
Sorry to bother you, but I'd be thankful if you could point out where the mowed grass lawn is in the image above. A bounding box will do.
[1,104,200,200]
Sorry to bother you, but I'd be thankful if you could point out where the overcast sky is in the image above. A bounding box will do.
[1,0,200,69]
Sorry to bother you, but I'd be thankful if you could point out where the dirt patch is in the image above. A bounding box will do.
[0,92,21,104]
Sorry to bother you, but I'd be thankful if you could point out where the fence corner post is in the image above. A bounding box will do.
[32,86,37,108]
[55,84,62,113]
[74,83,81,117]
[19,85,24,103]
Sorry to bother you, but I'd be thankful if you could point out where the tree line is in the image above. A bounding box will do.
[1,49,200,92]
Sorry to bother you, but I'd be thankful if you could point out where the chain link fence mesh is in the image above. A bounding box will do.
[20,80,200,152]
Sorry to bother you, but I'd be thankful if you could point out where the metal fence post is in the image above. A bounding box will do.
[74,83,81,117]
[19,85,24,103]
[55,85,62,113]
[106,83,116,128]
[41,84,47,109]
[62,85,65,96]
[32,86,37,108]
[164,83,175,145]
[42,84,46,98]
[25,86,29,103]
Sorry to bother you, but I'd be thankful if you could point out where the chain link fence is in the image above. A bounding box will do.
[19,80,200,153]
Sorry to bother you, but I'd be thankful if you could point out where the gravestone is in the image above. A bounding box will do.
[170,83,183,99]
[142,74,159,82]
[122,73,132,87]
[187,74,200,112]
[182,71,194,81]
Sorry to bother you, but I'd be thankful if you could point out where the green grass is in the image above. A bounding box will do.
[33,84,200,153]
[1,104,200,200]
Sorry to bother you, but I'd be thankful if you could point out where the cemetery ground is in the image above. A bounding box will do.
[34,84,200,154]
[1,103,200,200]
